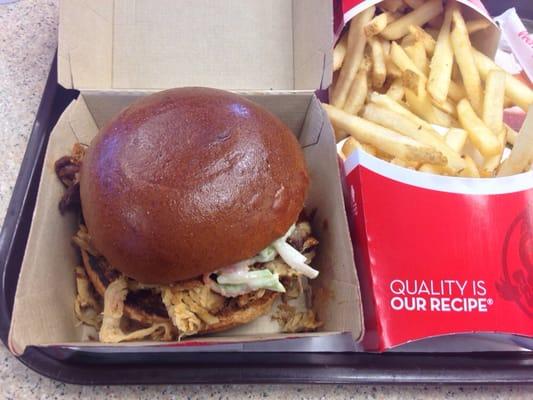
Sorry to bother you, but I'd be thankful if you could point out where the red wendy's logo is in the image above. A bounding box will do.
[496,208,533,318]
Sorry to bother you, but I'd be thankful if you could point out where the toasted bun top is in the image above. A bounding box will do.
[80,87,309,284]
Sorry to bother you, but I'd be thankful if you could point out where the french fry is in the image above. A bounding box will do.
[331,6,375,108]
[390,41,425,77]
[473,49,533,111]
[448,80,467,103]
[408,25,436,55]
[497,110,533,176]
[381,0,443,40]
[369,92,439,136]
[457,98,501,157]
[391,158,419,169]
[322,103,447,164]
[482,69,506,134]
[386,58,403,78]
[402,69,425,97]
[403,0,425,9]
[401,33,416,48]
[482,128,506,175]
[418,163,450,175]
[382,39,391,55]
[385,78,405,101]
[405,40,428,75]
[344,67,368,114]
[364,11,398,37]
[427,0,455,104]
[505,124,518,146]
[333,33,348,72]
[445,128,468,152]
[466,18,491,34]
[380,0,404,13]
[405,87,455,127]
[450,8,483,114]
[432,97,456,117]
[342,136,378,158]
[363,103,466,172]
[459,155,481,177]
[369,36,387,88]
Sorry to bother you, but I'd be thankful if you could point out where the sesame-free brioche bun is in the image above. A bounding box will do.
[80,87,309,284]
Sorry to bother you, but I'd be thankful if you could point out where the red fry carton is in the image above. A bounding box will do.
[336,0,533,351]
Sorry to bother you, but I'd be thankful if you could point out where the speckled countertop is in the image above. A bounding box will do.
[0,1,531,398]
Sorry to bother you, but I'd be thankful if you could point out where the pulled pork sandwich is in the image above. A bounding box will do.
[55,87,322,343]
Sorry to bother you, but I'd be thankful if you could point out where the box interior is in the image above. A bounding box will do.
[58,0,333,91]
[8,92,363,355]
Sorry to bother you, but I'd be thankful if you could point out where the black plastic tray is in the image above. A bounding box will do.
[1,57,532,385]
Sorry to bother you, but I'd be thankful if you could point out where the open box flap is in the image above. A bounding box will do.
[58,0,333,92]
[8,93,362,355]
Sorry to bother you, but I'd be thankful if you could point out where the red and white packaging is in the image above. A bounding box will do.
[336,0,533,351]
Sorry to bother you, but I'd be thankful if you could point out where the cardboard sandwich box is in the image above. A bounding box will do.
[334,0,533,351]
[8,0,365,355]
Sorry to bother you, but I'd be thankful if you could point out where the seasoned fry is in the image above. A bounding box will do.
[505,124,518,146]
[451,8,483,114]
[466,18,491,34]
[385,78,405,101]
[363,103,466,172]
[380,0,404,13]
[344,67,368,114]
[381,0,443,40]
[497,111,533,176]
[482,69,506,135]
[369,36,387,88]
[445,128,468,152]
[405,40,428,75]
[333,33,348,72]
[322,103,447,164]
[473,49,533,111]
[331,6,375,108]
[457,99,501,157]
[427,0,455,103]
[364,11,398,37]
[408,25,436,55]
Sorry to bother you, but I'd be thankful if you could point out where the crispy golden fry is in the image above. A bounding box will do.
[445,128,468,152]
[451,8,483,114]
[390,42,424,76]
[363,103,467,172]
[482,69,506,135]
[505,123,518,146]
[408,25,436,55]
[331,6,375,108]
[364,11,399,37]
[405,87,455,127]
[497,111,533,176]
[427,0,455,103]
[466,18,491,34]
[385,78,405,101]
[391,158,419,169]
[473,49,533,111]
[344,67,368,114]
[482,128,506,175]
[459,155,481,177]
[403,0,425,9]
[369,92,439,135]
[369,36,387,88]
[457,98,501,157]
[333,33,348,72]
[380,0,404,13]
[381,0,443,40]
[322,103,446,164]
[405,40,428,75]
